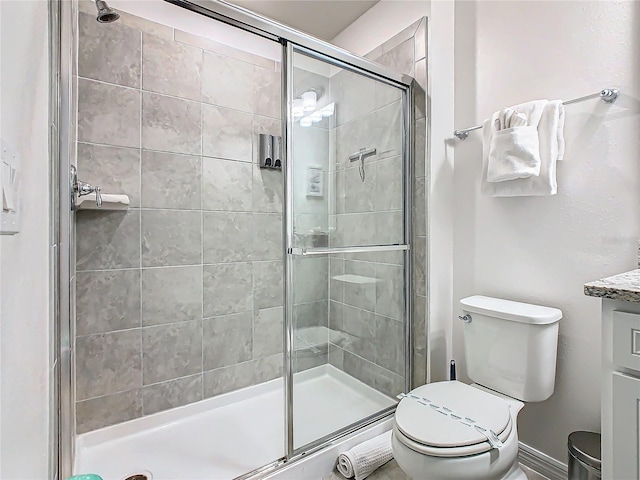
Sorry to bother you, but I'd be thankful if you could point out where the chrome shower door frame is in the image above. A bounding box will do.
[283,43,414,459]
[166,0,413,86]
[54,0,78,478]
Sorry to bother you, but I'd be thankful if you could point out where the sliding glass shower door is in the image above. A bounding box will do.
[285,46,411,452]
[61,0,414,475]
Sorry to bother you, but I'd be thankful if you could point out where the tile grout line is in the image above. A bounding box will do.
[79,74,282,119]
[78,140,256,163]
[80,206,286,214]
[176,33,276,71]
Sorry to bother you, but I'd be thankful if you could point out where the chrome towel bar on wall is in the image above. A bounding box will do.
[453,88,620,140]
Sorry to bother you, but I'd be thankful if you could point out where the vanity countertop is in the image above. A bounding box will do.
[584,269,640,303]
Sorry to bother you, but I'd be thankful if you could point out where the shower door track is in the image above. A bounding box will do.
[233,407,396,480]
[165,0,413,88]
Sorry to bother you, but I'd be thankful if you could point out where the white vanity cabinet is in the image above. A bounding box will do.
[611,371,640,480]
[586,273,640,480]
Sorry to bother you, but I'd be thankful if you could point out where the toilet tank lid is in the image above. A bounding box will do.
[460,295,562,324]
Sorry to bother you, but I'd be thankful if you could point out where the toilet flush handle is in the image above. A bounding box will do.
[458,314,472,323]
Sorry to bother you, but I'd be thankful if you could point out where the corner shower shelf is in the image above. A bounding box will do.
[295,326,330,355]
[331,274,380,285]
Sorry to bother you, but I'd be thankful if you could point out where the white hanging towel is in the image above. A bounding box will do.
[556,103,566,161]
[336,431,393,480]
[486,107,540,182]
[482,99,565,196]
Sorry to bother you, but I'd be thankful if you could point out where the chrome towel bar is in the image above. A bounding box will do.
[453,88,619,140]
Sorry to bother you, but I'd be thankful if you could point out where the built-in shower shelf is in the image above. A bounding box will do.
[295,326,329,354]
[331,274,380,285]
[77,193,130,211]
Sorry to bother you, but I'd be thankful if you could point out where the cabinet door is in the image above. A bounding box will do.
[613,311,640,370]
[613,372,640,479]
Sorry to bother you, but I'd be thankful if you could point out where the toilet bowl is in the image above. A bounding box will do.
[392,295,562,480]
[392,381,526,480]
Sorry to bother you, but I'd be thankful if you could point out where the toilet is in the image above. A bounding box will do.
[392,295,562,480]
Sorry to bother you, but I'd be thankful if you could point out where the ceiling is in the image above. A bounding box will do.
[228,0,379,41]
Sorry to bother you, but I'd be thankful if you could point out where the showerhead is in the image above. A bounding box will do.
[94,0,120,23]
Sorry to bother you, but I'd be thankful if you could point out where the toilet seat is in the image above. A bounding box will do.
[393,420,513,457]
[394,381,514,458]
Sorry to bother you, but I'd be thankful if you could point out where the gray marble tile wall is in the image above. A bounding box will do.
[372,19,428,388]
[327,18,428,396]
[74,9,285,433]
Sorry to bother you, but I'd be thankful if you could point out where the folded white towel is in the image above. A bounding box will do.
[336,431,393,480]
[487,107,540,182]
[482,99,565,196]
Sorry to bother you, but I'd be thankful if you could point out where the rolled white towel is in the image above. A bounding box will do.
[336,431,393,480]
[493,107,527,131]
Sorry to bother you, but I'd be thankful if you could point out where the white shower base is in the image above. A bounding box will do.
[75,364,396,480]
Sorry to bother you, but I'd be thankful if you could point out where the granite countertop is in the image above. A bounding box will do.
[584,269,640,303]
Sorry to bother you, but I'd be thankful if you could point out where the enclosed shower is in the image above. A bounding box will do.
[57,1,428,478]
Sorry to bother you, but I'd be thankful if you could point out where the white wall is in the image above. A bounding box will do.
[333,0,456,382]
[454,0,640,462]
[425,0,455,383]
[0,1,51,478]
[332,1,430,56]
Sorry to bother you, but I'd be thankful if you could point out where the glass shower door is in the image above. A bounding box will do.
[286,46,410,452]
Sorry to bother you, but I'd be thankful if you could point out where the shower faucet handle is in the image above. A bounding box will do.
[76,180,102,208]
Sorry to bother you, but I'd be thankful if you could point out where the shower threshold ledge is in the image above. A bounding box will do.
[75,364,396,480]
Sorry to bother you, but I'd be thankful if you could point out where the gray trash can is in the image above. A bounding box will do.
[568,431,601,480]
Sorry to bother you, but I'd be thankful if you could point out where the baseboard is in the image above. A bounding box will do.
[518,442,568,480]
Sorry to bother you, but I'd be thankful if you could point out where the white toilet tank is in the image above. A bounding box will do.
[460,295,562,402]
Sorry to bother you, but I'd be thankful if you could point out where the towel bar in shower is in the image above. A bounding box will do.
[453,88,620,140]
